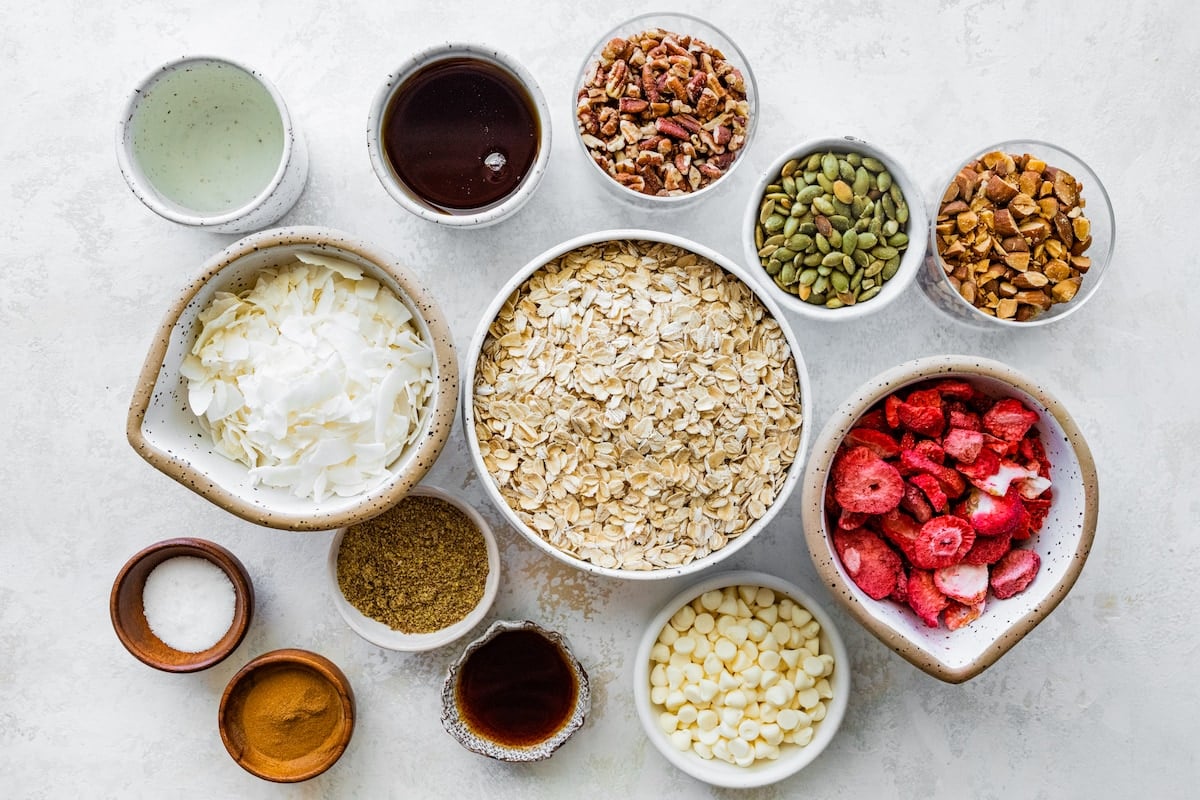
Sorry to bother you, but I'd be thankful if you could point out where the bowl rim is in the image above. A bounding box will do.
[366,41,552,228]
[109,536,254,673]
[217,647,355,782]
[633,569,850,788]
[570,11,759,208]
[126,225,460,531]
[115,54,297,228]
[799,354,1100,683]
[741,135,927,321]
[326,483,501,651]
[924,138,1116,329]
[461,228,813,580]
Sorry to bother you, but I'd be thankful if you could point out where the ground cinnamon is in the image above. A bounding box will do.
[237,665,340,762]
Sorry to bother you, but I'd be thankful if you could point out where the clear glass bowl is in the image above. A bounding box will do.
[919,139,1115,329]
[572,12,758,210]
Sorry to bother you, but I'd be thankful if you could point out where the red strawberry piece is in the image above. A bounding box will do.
[914,439,945,464]
[934,379,977,401]
[942,428,984,463]
[962,531,1013,565]
[899,431,917,451]
[824,477,841,517]
[838,508,869,530]
[900,449,967,498]
[947,402,982,431]
[833,446,905,514]
[884,394,903,428]
[900,482,934,523]
[910,474,949,512]
[933,563,989,605]
[1025,494,1052,534]
[957,447,999,481]
[910,516,975,569]
[856,408,889,431]
[1010,502,1033,541]
[944,600,985,631]
[845,426,901,459]
[897,402,945,438]
[1019,434,1048,468]
[906,388,943,409]
[907,569,949,628]
[890,574,909,604]
[983,397,1040,442]
[957,450,1034,497]
[962,486,1025,536]
[990,548,1041,599]
[833,529,904,600]
[879,508,922,557]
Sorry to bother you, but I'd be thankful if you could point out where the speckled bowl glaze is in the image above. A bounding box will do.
[801,355,1099,683]
[367,42,551,228]
[919,139,1115,330]
[116,55,308,234]
[742,136,927,321]
[127,226,459,531]
[462,229,812,580]
[634,570,849,788]
[440,620,590,762]
[327,484,500,651]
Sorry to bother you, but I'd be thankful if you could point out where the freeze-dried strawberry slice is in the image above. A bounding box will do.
[907,569,949,628]
[900,482,934,523]
[934,379,977,401]
[1020,434,1048,468]
[833,528,904,600]
[897,402,945,438]
[833,446,905,514]
[885,394,903,428]
[944,600,984,631]
[957,447,999,480]
[914,439,945,464]
[899,431,917,451]
[1025,494,1052,534]
[962,531,1013,565]
[856,408,889,431]
[943,428,984,463]
[933,563,989,605]
[879,508,921,557]
[900,449,966,498]
[981,432,1017,456]
[947,402,982,432]
[990,549,1041,599]
[1010,502,1033,541]
[910,474,949,512]
[962,486,1024,536]
[957,450,1035,497]
[983,398,1040,442]
[906,388,943,409]
[910,516,975,569]
[845,426,901,459]
[890,574,909,604]
[838,508,869,530]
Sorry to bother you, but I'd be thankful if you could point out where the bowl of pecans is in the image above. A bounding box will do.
[573,13,758,208]
[464,230,810,579]
[920,140,1115,328]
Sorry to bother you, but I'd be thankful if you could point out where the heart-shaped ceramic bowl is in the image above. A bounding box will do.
[800,355,1098,683]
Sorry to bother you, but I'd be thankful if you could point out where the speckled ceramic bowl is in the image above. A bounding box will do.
[440,620,590,762]
[127,226,459,531]
[800,355,1099,683]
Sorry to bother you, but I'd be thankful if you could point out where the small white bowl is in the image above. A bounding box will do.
[742,136,927,321]
[366,42,551,228]
[800,355,1099,683]
[116,55,308,234]
[327,485,500,652]
[634,570,849,788]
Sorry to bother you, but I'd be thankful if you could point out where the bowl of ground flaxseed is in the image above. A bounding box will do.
[326,485,500,651]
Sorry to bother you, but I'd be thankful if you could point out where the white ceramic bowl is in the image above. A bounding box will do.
[742,136,927,321]
[800,355,1099,683]
[127,226,459,531]
[462,230,812,580]
[572,12,758,209]
[634,570,849,788]
[919,139,1115,329]
[327,485,500,651]
[367,42,551,228]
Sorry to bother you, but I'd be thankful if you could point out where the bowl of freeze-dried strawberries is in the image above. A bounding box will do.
[800,355,1098,682]
[573,13,757,207]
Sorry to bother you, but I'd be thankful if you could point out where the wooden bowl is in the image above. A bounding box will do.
[218,648,355,782]
[110,537,254,673]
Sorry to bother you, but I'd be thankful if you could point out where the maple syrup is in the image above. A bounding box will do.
[455,627,577,747]
[381,57,540,213]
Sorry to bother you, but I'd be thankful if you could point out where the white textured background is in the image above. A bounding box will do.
[2,0,1197,797]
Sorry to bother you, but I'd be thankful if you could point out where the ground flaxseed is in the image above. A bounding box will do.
[336,494,488,634]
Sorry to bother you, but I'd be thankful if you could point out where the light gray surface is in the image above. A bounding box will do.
[2,1,1196,797]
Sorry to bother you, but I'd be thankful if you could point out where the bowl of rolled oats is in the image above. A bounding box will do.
[464,231,811,579]
[573,13,757,208]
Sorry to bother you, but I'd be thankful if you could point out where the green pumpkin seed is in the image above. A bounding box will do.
[779,263,797,284]
[781,158,800,178]
[842,254,855,272]
[828,229,842,249]
[856,232,878,249]
[821,251,845,268]
[765,258,782,276]
[877,171,893,192]
[829,270,850,294]
[881,257,901,280]
[881,194,896,220]
[850,267,864,292]
[896,200,909,224]
[869,218,883,236]
[816,173,835,193]
[821,153,839,180]
[883,219,899,237]
[862,156,885,172]
[755,226,763,249]
[798,221,818,236]
[862,277,876,290]
[853,249,871,269]
[871,245,899,260]
[828,214,850,232]
[803,252,823,267]
[815,233,831,254]
[788,233,813,251]
[759,199,776,225]
[838,159,856,182]
[806,153,823,172]
[798,268,819,286]
[783,216,800,238]
[852,166,871,197]
[807,291,827,305]
[832,180,853,204]
[812,275,829,294]
[854,217,871,233]
[758,244,779,258]
[865,259,884,277]
[888,232,909,248]
[817,265,832,276]
[889,183,904,205]
[812,196,836,217]
[773,247,795,263]
[795,185,823,204]
[781,176,796,196]
[764,214,785,233]
[841,229,858,255]
[765,183,782,194]
[858,285,882,302]
[764,234,785,247]
[803,169,819,184]
[846,152,862,167]
[825,297,845,309]
[790,203,809,218]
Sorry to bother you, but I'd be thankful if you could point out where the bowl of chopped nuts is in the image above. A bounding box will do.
[743,136,927,320]
[634,570,848,787]
[464,230,810,579]
[573,13,757,208]
[920,140,1115,328]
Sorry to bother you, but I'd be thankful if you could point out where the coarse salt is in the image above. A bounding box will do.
[142,556,236,652]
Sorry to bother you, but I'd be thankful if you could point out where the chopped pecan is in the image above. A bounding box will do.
[619,97,649,114]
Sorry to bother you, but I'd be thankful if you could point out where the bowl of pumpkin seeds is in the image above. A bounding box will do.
[743,136,927,321]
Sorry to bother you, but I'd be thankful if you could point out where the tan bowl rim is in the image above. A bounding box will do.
[109,536,254,673]
[126,225,459,531]
[800,354,1099,683]
[218,647,356,782]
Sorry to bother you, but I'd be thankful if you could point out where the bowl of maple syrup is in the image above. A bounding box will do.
[439,619,590,762]
[367,43,551,228]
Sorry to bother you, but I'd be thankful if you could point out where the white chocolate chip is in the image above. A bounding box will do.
[670,729,693,751]
[693,612,715,635]
[658,712,678,733]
